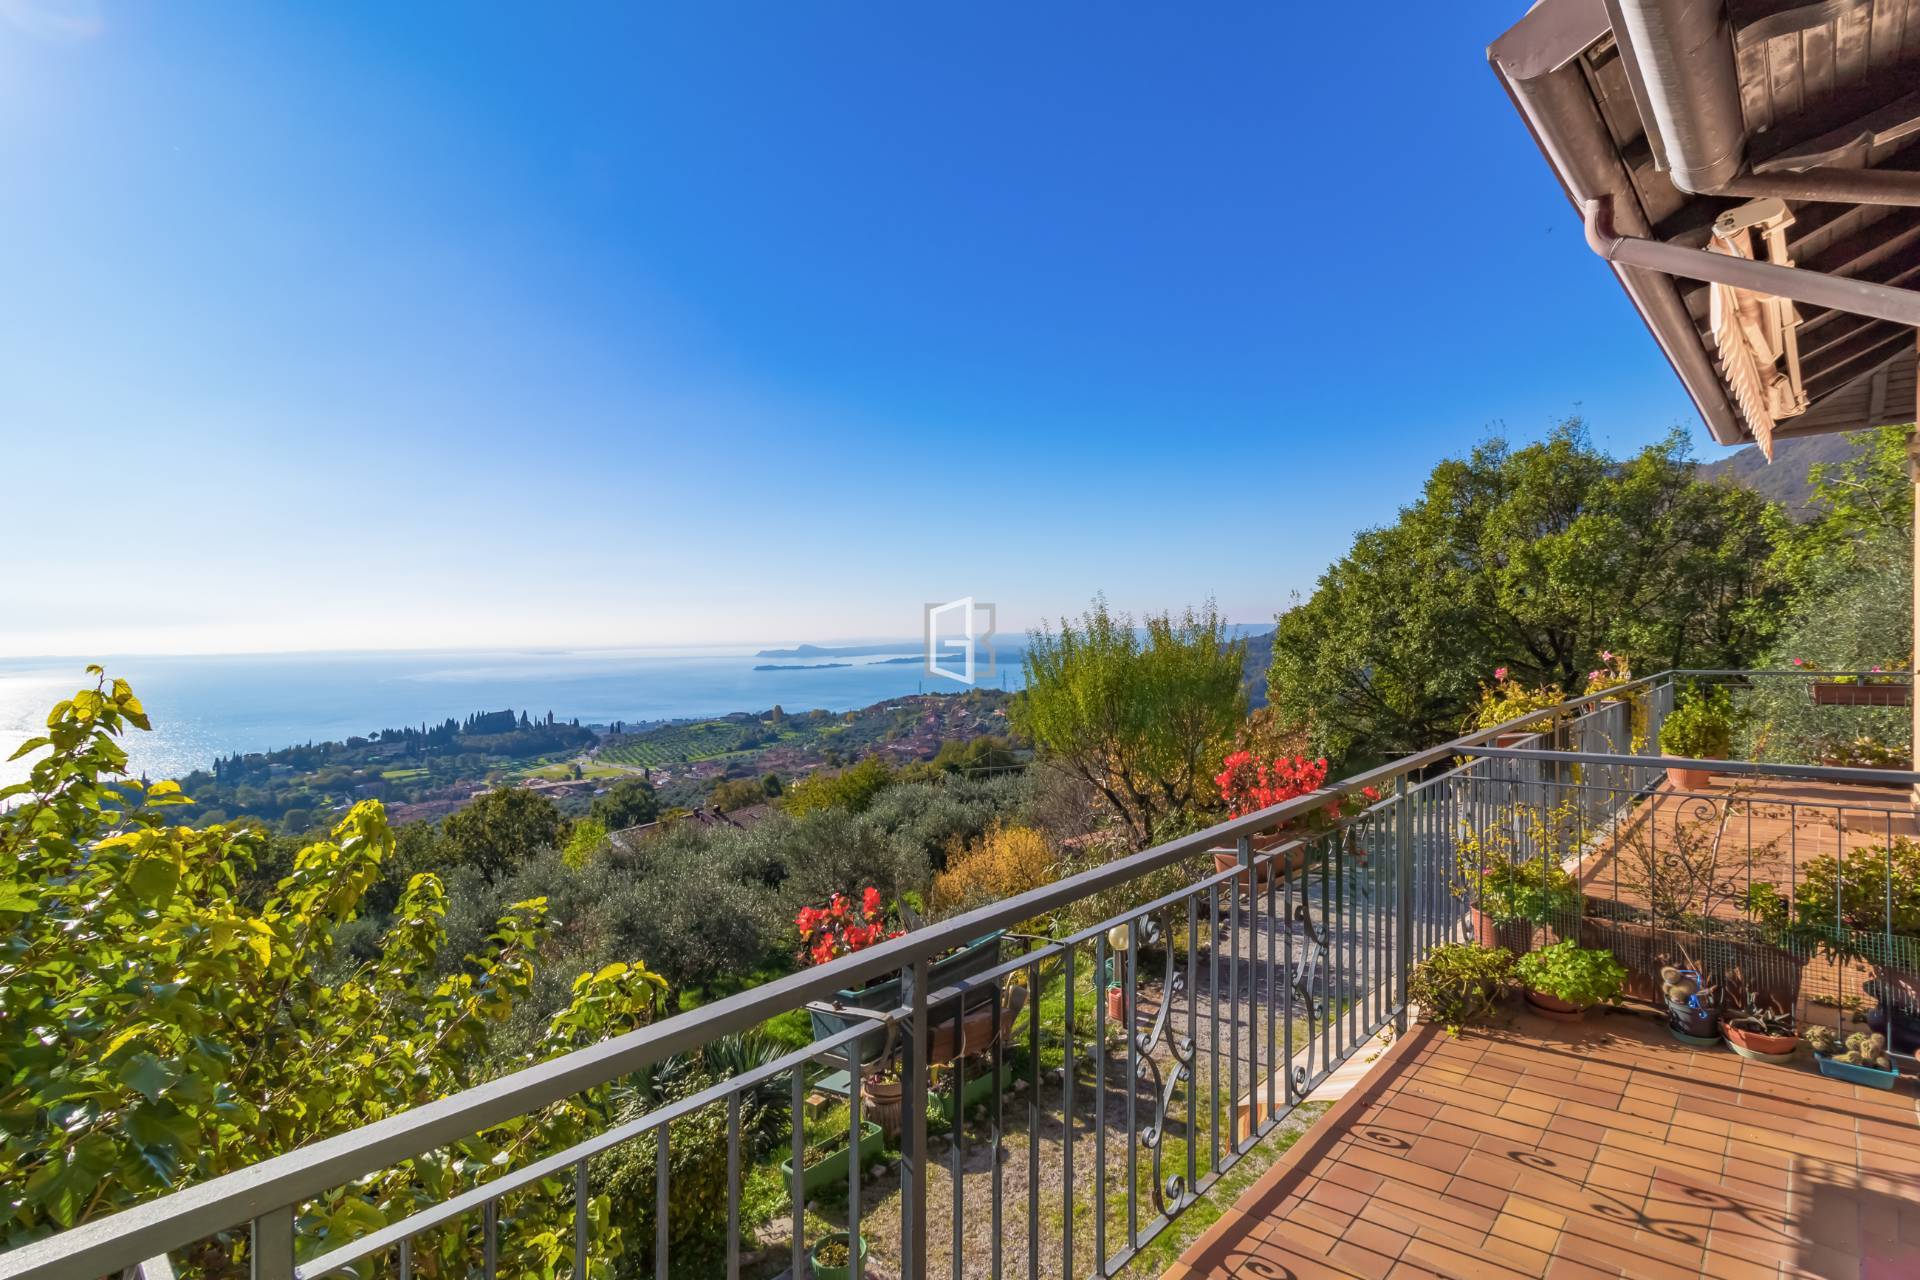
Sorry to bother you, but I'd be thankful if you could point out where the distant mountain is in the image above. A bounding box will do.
[1695,432,1862,519]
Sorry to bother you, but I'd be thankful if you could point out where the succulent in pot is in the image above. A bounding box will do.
[1723,998,1798,1063]
[1514,941,1627,1022]
[1660,965,1721,1044]
[1805,1026,1900,1088]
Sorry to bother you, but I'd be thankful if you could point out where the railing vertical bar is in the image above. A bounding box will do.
[726,1094,741,1280]
[1062,944,1076,1280]
[1282,858,1295,1106]
[901,957,930,1280]
[1093,929,1108,1265]
[572,1159,588,1280]
[1266,846,1278,1126]
[250,1207,294,1280]
[399,1237,413,1280]
[1242,838,1259,1146]
[791,1068,806,1280]
[1187,890,1199,1201]
[1227,841,1241,1150]
[1026,954,1041,1280]
[950,1031,965,1280]
[1125,918,1139,1250]
[483,1198,498,1280]
[653,1120,668,1280]
[846,1039,862,1280]
[1397,787,1415,1031]
[989,980,1004,1280]
[1208,883,1220,1172]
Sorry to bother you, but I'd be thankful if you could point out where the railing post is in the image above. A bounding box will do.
[1395,788,1415,1033]
[250,1207,294,1280]
[898,957,930,1278]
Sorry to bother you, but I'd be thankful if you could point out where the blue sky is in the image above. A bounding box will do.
[0,1,1709,656]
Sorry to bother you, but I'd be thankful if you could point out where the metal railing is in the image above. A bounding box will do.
[3,670,1913,1280]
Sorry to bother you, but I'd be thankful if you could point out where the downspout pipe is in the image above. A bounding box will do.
[1584,196,1920,327]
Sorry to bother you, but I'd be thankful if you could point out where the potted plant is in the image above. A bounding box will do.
[1658,687,1734,790]
[801,887,1008,1069]
[1408,943,1514,1033]
[1467,668,1565,745]
[1746,838,1920,1054]
[860,1066,903,1141]
[1805,1026,1900,1089]
[1582,651,1632,707]
[809,1231,869,1280]
[1660,965,1720,1044]
[1514,940,1627,1021]
[1210,752,1378,888]
[1451,796,1582,951]
[1724,998,1798,1064]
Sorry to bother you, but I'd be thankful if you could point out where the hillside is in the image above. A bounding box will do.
[1695,431,1863,518]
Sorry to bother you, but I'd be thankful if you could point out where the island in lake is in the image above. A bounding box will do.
[752,662,852,671]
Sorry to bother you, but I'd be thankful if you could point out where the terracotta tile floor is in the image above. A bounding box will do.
[1164,1006,1920,1280]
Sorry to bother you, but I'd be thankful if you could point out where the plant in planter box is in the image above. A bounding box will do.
[1513,940,1626,1021]
[1408,943,1514,1033]
[1466,668,1566,739]
[1658,687,1735,789]
[1747,837,1920,1053]
[1724,998,1798,1063]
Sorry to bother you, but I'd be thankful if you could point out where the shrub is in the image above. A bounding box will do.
[931,823,1058,916]
[1514,940,1627,1007]
[1659,686,1735,759]
[1409,944,1514,1031]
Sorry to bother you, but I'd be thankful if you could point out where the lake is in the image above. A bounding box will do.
[0,646,1027,788]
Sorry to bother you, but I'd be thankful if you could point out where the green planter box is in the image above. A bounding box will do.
[781,1120,884,1200]
[935,1062,1015,1123]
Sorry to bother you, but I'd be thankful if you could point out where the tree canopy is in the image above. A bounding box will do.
[437,785,570,882]
[1270,423,1785,763]
[0,671,665,1274]
[1015,598,1246,846]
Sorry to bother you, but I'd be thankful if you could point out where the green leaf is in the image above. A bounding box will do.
[127,857,179,905]
[116,1052,175,1103]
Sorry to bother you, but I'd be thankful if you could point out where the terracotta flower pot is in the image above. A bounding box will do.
[1725,1024,1799,1064]
[861,1077,904,1141]
[1471,907,1535,954]
[1811,681,1910,707]
[1523,988,1589,1022]
[1212,838,1308,893]
[1106,986,1126,1021]
[1665,765,1714,791]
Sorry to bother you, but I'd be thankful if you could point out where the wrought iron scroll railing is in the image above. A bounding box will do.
[1,671,1913,1280]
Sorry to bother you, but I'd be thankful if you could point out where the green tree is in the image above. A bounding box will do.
[0,670,666,1275]
[1270,422,1784,763]
[1015,597,1246,846]
[589,777,660,830]
[438,785,570,882]
[781,755,896,816]
[1767,424,1914,593]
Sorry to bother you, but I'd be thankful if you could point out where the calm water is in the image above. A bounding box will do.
[0,646,1026,788]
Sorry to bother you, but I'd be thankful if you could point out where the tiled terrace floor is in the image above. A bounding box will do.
[1165,1005,1920,1280]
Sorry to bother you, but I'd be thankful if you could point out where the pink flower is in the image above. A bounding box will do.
[1493,667,1509,681]
[1791,657,1803,667]
[1600,650,1613,661]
